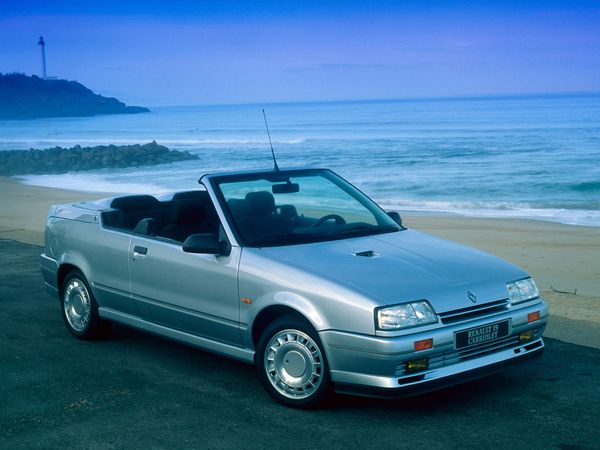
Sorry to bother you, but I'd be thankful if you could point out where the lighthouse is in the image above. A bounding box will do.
[38,35,47,78]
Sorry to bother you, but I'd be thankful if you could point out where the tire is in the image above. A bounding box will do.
[60,270,110,340]
[255,314,332,408]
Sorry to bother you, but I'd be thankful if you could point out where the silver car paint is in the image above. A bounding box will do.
[128,234,242,345]
[242,230,529,324]
[41,170,548,396]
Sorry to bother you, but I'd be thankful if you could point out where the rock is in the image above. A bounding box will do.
[0,142,199,176]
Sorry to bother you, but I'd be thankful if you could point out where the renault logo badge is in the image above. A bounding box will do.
[467,290,477,303]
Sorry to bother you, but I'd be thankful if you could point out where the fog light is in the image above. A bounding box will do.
[519,330,535,342]
[527,311,540,323]
[414,338,433,351]
[406,358,429,373]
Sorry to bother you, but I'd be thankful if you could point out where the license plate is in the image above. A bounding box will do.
[455,320,509,349]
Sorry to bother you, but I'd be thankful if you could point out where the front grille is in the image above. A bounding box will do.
[429,335,521,369]
[438,299,509,325]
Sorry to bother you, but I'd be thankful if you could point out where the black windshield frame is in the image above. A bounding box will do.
[206,168,402,247]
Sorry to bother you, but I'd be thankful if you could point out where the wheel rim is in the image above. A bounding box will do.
[264,329,323,400]
[63,278,91,332]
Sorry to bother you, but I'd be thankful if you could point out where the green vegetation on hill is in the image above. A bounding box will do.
[0,141,198,176]
[0,73,150,119]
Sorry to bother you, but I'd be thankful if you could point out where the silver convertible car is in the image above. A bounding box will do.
[41,168,547,408]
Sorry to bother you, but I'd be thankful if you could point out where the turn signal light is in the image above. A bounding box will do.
[519,330,535,342]
[527,311,540,323]
[406,358,429,373]
[414,338,433,351]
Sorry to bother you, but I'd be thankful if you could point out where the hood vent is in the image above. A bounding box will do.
[353,250,379,258]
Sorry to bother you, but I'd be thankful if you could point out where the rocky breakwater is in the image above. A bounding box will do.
[0,141,198,176]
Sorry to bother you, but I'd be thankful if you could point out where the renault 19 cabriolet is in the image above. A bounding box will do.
[40,168,547,408]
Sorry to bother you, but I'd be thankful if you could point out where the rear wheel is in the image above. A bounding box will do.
[61,270,110,340]
[256,314,332,408]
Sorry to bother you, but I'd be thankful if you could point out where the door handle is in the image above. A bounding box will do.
[132,246,148,260]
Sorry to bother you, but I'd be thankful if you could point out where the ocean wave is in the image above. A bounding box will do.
[571,181,600,192]
[165,138,307,146]
[0,137,306,150]
[17,174,166,195]
[14,173,600,227]
[377,198,600,227]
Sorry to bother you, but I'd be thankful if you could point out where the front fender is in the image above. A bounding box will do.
[40,252,59,297]
[240,290,329,349]
[238,248,380,349]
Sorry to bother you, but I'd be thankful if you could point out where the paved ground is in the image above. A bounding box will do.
[1,239,599,450]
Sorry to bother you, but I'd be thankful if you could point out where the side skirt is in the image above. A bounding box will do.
[99,307,255,364]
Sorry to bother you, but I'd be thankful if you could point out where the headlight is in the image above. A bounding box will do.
[376,300,438,331]
[507,277,539,304]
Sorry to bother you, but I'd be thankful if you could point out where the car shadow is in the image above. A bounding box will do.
[102,323,538,413]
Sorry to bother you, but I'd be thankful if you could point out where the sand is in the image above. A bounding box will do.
[1,175,598,348]
[0,176,117,244]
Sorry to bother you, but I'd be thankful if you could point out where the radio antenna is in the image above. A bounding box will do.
[262,108,280,171]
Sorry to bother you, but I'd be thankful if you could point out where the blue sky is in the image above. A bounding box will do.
[1,1,599,105]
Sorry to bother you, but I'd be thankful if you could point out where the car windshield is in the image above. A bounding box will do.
[211,170,401,247]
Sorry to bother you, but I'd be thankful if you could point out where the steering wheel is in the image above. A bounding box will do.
[312,214,346,227]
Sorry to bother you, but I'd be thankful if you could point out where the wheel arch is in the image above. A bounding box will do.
[57,263,84,294]
[251,305,310,349]
[58,262,111,340]
[55,248,96,291]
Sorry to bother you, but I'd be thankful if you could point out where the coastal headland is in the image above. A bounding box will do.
[1,176,598,349]
[0,73,150,119]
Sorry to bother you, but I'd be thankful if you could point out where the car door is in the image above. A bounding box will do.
[128,234,242,346]
[86,225,138,316]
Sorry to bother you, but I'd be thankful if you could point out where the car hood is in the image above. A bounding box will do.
[256,229,528,314]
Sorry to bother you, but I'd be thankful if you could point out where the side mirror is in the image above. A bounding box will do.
[183,233,231,256]
[387,211,403,227]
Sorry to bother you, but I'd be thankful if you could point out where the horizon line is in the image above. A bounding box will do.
[145,90,600,109]
[3,72,598,108]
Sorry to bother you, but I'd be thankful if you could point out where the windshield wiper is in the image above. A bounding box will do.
[374,225,401,233]
[249,225,399,247]
[249,232,313,247]
[325,224,399,238]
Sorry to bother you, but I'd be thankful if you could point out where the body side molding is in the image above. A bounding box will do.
[99,307,255,364]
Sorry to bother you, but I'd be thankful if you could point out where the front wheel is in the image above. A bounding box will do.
[255,315,332,408]
[61,270,110,340]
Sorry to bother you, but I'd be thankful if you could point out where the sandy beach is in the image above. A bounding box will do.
[1,175,598,348]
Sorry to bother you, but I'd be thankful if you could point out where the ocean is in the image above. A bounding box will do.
[1,94,599,226]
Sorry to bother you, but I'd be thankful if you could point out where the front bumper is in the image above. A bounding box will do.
[40,252,59,297]
[319,299,547,397]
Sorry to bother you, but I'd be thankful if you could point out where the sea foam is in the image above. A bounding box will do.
[17,174,165,195]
